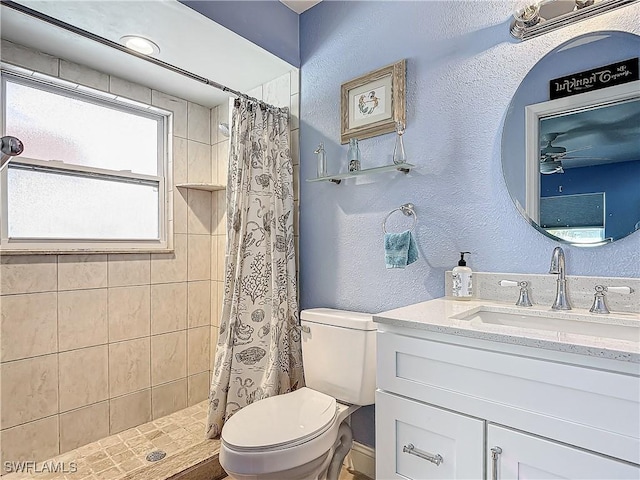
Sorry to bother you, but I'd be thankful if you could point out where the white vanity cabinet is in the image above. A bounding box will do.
[375,325,640,480]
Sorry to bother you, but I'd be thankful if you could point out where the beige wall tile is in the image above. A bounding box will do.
[151,379,186,419]
[212,191,226,236]
[1,292,57,362]
[210,281,222,327]
[210,326,219,369]
[109,389,151,435]
[216,236,226,281]
[0,416,59,465]
[210,234,219,282]
[107,254,150,287]
[60,401,109,454]
[216,141,229,185]
[187,140,211,184]
[108,285,151,342]
[187,326,210,376]
[188,280,210,328]
[58,255,107,291]
[173,136,188,185]
[150,234,188,284]
[210,144,219,185]
[1,40,58,76]
[187,372,209,406]
[188,235,211,282]
[218,98,230,131]
[59,60,109,91]
[59,345,108,412]
[290,127,299,167]
[290,68,300,96]
[210,106,219,146]
[293,164,300,201]
[151,331,186,386]
[152,91,187,139]
[58,288,108,351]
[151,282,187,334]
[187,102,211,144]
[1,355,58,429]
[290,93,299,130]
[109,76,152,104]
[109,337,151,398]
[187,189,212,235]
[263,73,291,108]
[0,255,57,295]
[174,189,188,235]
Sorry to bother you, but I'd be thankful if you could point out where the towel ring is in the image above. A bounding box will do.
[382,203,417,233]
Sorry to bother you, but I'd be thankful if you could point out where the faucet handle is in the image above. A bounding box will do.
[589,285,635,315]
[499,280,533,307]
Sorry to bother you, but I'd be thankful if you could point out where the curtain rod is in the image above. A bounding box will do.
[1,0,287,113]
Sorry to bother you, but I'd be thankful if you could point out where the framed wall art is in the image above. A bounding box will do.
[340,59,406,144]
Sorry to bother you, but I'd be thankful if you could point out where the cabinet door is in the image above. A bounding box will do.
[376,390,484,480]
[487,424,640,480]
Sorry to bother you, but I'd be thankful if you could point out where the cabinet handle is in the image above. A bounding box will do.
[490,446,502,480]
[402,443,443,466]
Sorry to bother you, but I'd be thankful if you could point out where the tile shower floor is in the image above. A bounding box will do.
[3,401,223,480]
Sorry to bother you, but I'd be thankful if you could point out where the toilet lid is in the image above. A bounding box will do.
[222,387,337,450]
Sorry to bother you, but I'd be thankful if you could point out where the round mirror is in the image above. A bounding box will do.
[502,31,640,246]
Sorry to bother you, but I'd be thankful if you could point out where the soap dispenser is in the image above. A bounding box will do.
[452,252,473,300]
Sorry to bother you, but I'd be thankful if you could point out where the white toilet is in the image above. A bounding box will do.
[219,308,377,480]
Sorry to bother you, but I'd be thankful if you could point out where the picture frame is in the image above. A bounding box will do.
[340,59,406,144]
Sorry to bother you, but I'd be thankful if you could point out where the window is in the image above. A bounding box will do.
[1,68,171,252]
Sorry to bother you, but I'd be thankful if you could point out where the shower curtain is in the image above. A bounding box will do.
[206,98,304,439]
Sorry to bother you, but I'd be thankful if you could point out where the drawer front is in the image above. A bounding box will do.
[377,331,640,464]
[487,424,640,479]
[376,390,484,480]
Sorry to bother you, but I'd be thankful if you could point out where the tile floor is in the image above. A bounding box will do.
[2,401,221,480]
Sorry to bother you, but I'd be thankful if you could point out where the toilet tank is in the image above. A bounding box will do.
[300,308,377,405]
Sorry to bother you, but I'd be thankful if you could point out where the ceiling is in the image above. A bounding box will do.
[279,0,322,14]
[540,96,640,170]
[0,1,295,107]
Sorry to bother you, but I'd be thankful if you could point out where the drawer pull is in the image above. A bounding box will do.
[402,443,443,466]
[490,446,502,480]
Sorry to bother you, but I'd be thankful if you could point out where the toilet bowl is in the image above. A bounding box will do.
[219,309,377,480]
[220,388,359,480]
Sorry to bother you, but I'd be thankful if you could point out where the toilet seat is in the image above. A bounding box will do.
[222,387,337,451]
[220,388,355,476]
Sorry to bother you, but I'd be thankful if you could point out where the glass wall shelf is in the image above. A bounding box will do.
[175,183,226,191]
[306,163,414,185]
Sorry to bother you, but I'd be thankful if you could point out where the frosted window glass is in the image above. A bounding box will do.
[7,167,159,240]
[5,81,159,175]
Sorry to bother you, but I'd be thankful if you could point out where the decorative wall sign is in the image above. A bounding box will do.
[550,57,638,100]
[340,60,406,144]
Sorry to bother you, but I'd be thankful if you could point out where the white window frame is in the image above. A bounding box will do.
[0,66,173,253]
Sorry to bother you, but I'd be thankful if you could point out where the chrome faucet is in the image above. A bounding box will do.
[549,246,571,310]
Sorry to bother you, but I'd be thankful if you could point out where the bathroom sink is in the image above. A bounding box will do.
[453,308,640,343]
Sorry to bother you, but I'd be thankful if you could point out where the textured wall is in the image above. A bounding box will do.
[299,1,640,447]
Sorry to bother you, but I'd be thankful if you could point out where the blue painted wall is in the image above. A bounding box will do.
[180,1,300,67]
[541,160,640,240]
[299,1,640,447]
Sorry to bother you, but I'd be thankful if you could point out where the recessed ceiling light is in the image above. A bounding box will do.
[120,35,160,56]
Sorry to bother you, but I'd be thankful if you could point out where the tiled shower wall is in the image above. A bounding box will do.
[0,40,300,467]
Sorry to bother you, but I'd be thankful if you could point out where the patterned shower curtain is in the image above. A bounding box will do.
[206,98,304,439]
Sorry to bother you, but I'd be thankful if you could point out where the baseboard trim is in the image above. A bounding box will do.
[346,441,375,479]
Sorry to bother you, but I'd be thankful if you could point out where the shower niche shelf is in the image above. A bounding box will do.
[306,162,414,185]
[175,183,226,192]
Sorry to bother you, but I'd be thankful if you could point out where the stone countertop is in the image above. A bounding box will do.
[374,297,640,363]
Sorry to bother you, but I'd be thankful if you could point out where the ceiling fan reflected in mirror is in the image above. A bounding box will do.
[539,132,609,174]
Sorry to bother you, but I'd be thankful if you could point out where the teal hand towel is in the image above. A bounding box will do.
[384,230,418,269]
